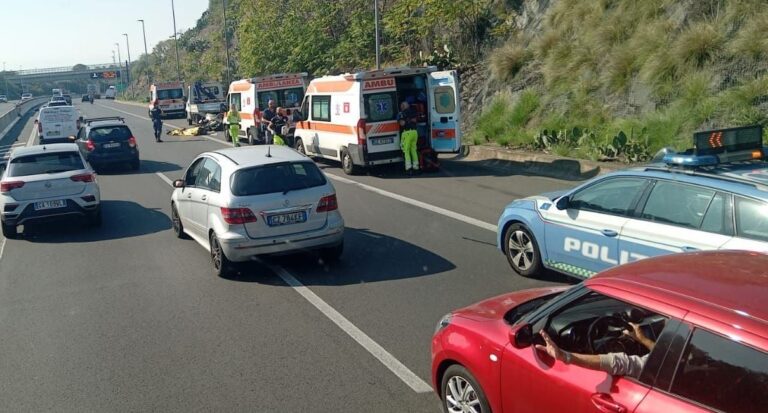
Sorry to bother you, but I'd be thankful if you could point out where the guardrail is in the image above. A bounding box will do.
[0,97,48,138]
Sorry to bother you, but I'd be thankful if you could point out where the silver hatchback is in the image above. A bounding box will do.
[171,145,345,276]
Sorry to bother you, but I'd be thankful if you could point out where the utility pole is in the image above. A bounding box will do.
[138,19,151,83]
[222,0,232,85]
[374,0,381,70]
[171,0,182,81]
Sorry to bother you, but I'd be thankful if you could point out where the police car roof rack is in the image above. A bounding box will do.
[83,116,125,125]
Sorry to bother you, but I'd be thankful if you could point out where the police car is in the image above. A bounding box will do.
[498,125,768,278]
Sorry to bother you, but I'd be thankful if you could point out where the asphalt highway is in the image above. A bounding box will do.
[0,99,579,411]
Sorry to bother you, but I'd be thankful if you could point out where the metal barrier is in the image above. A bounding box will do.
[0,97,48,137]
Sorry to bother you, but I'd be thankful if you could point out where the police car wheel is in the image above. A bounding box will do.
[504,224,541,277]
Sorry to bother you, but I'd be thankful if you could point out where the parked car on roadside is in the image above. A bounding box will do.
[0,143,101,237]
[171,145,345,276]
[432,250,768,413]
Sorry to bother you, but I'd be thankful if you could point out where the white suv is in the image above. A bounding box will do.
[0,143,101,238]
[171,145,345,276]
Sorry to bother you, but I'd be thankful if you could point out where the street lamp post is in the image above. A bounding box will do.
[222,0,231,85]
[171,0,182,81]
[374,0,381,70]
[115,42,123,93]
[122,33,132,92]
[137,19,150,83]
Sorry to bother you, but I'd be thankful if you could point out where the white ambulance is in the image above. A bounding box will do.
[293,66,461,175]
[148,82,185,118]
[226,73,309,145]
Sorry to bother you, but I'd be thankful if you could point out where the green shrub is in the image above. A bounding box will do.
[672,22,724,67]
[490,41,530,82]
[510,91,540,128]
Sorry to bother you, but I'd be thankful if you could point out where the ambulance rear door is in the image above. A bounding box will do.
[428,70,461,153]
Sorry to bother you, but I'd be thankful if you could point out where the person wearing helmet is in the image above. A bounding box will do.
[150,101,164,142]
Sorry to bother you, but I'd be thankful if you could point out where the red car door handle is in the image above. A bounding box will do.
[591,393,627,413]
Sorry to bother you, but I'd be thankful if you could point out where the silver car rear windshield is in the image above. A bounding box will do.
[231,161,326,196]
[8,152,85,177]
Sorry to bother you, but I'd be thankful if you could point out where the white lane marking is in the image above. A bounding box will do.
[0,238,6,262]
[26,123,37,147]
[155,172,174,187]
[327,174,497,233]
[153,172,432,394]
[264,262,434,394]
[98,102,233,147]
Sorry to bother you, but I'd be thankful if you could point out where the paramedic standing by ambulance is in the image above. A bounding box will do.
[398,102,419,175]
[226,104,241,147]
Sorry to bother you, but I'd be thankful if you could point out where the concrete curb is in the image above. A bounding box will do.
[452,144,628,181]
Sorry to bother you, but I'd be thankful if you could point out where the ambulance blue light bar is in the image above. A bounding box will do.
[664,125,764,167]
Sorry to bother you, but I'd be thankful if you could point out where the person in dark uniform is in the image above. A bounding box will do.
[150,101,163,142]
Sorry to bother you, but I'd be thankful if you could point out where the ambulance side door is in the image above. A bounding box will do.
[428,71,461,153]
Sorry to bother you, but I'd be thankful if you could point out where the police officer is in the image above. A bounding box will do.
[226,104,241,147]
[397,101,419,175]
[150,101,163,142]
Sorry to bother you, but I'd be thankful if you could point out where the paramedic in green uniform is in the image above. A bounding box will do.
[226,104,241,147]
[397,102,419,175]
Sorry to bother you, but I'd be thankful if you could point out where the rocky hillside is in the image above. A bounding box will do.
[468,0,768,161]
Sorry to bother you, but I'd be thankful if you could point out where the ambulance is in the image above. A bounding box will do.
[226,73,309,145]
[148,82,185,119]
[293,66,461,175]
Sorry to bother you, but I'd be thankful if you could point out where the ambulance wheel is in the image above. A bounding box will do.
[295,138,306,155]
[341,148,361,175]
[247,128,256,145]
[504,223,541,277]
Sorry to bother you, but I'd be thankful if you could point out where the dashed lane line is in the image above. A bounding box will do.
[154,171,432,394]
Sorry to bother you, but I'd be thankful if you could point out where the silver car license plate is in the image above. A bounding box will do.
[267,211,307,226]
[34,200,66,210]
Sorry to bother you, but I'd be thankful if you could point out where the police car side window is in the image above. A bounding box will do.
[640,181,716,230]
[734,197,768,242]
[669,328,768,413]
[569,178,647,216]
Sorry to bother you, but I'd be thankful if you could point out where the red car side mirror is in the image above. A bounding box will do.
[510,323,534,349]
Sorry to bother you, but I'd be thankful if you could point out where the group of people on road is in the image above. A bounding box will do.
[225,99,290,147]
[152,96,427,176]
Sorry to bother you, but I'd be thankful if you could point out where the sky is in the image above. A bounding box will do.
[0,0,209,70]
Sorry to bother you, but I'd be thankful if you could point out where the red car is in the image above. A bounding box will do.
[431,251,768,413]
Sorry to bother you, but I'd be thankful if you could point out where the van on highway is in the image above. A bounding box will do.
[293,66,461,175]
[149,82,185,118]
[37,106,80,144]
[226,73,308,145]
[104,86,117,100]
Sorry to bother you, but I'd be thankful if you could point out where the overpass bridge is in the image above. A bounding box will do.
[4,63,125,83]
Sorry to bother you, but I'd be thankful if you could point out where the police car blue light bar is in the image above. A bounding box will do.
[664,125,764,167]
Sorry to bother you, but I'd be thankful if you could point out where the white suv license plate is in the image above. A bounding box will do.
[370,137,394,146]
[267,211,307,227]
[34,200,66,210]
